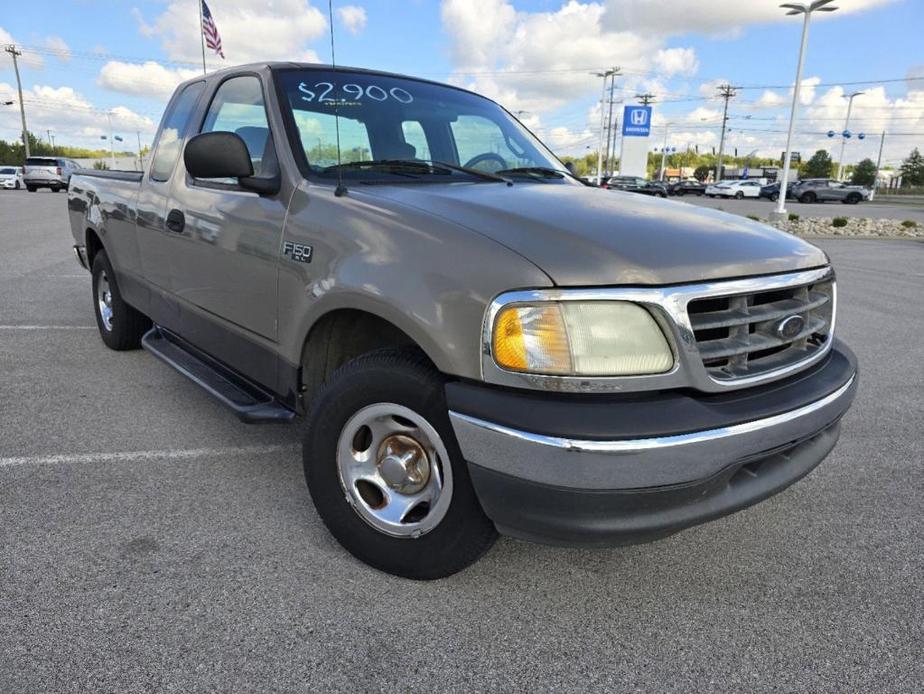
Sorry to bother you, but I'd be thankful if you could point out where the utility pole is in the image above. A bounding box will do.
[635,93,656,106]
[5,45,30,159]
[136,131,144,171]
[603,78,618,177]
[47,129,55,155]
[106,112,116,169]
[715,84,736,182]
[593,67,618,183]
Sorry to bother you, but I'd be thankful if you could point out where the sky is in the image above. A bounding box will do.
[1,0,922,168]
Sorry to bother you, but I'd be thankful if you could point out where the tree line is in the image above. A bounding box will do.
[0,131,140,166]
[560,146,924,187]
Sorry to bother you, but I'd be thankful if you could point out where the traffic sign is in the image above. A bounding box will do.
[622,106,652,137]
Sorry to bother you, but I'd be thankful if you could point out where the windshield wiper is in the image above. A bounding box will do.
[323,159,510,184]
[494,166,570,183]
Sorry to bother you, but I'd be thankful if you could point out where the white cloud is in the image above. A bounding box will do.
[0,27,44,69]
[653,47,698,77]
[0,81,156,146]
[98,61,202,98]
[133,0,327,67]
[601,0,898,36]
[756,90,786,109]
[43,36,71,63]
[338,5,368,35]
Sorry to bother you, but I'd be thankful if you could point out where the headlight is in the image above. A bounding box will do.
[491,301,674,376]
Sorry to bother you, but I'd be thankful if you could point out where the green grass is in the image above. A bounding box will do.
[746,215,760,222]
[788,213,800,222]
[831,217,849,228]
[901,219,918,228]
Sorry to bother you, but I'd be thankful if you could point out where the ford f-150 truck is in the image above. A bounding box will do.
[68,63,857,579]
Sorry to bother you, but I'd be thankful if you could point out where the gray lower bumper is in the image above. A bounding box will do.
[450,375,855,490]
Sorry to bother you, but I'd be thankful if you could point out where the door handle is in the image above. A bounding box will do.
[166,209,185,233]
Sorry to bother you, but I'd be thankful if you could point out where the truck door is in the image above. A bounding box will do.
[165,73,285,349]
[136,80,206,294]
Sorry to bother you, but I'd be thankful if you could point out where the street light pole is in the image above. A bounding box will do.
[836,90,863,181]
[593,68,618,183]
[659,124,670,181]
[774,0,839,219]
[106,112,116,169]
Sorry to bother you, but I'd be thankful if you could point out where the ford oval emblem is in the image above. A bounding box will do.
[777,315,806,340]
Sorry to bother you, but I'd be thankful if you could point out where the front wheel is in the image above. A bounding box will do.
[800,192,816,204]
[91,250,151,350]
[26,185,36,192]
[735,191,744,199]
[769,192,779,202]
[304,349,497,580]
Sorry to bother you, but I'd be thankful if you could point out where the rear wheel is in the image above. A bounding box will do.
[26,185,36,192]
[769,192,779,202]
[800,192,816,204]
[845,193,861,204]
[734,191,744,199]
[304,349,497,580]
[91,250,151,350]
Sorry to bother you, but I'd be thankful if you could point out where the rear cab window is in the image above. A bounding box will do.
[150,81,206,182]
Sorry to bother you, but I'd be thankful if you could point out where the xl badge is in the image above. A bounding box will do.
[283,241,313,264]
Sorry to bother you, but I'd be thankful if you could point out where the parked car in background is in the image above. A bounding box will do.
[758,181,798,202]
[790,179,869,204]
[668,180,706,196]
[0,166,24,190]
[23,156,81,192]
[604,176,668,197]
[706,180,762,199]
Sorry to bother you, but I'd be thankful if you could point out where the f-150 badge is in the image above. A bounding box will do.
[283,241,313,264]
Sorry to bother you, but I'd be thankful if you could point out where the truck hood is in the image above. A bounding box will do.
[360,183,827,286]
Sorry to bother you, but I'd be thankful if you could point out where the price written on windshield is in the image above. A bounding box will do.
[298,82,414,104]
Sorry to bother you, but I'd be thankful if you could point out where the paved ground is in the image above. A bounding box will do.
[1,188,922,693]
[680,192,924,222]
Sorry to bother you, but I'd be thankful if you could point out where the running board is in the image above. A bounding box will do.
[142,326,296,424]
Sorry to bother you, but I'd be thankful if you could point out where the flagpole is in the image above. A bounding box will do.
[198,0,207,74]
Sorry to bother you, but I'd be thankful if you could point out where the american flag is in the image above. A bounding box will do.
[201,0,225,59]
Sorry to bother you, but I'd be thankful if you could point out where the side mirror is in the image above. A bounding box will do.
[184,131,254,179]
[184,131,281,196]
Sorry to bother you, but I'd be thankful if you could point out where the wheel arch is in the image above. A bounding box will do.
[298,307,441,405]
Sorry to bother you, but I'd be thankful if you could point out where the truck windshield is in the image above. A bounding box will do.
[276,68,571,184]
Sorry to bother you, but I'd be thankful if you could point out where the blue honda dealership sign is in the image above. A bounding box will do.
[622,106,652,137]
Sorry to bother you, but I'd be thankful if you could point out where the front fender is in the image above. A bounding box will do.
[276,183,553,381]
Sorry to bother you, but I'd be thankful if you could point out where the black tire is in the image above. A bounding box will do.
[845,193,861,204]
[304,348,498,580]
[14,181,20,190]
[26,185,36,192]
[51,187,61,193]
[676,190,684,196]
[769,192,779,202]
[800,192,816,204]
[734,191,744,199]
[91,250,151,350]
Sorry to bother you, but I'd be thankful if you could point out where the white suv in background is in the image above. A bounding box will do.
[23,157,81,192]
[706,180,763,199]
[0,166,24,190]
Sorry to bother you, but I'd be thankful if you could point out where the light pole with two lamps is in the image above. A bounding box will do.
[773,0,839,220]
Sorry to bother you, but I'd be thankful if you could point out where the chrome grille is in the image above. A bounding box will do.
[687,277,834,381]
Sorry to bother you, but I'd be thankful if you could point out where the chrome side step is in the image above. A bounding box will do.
[141,326,296,424]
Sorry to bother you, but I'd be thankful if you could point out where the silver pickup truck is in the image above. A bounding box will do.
[68,63,857,579]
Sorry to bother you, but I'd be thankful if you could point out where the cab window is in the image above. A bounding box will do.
[199,75,277,179]
[150,81,205,182]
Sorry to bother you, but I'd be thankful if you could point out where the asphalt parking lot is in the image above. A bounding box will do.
[682,193,924,223]
[2,188,922,693]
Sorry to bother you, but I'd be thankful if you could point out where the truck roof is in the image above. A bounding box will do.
[175,61,486,102]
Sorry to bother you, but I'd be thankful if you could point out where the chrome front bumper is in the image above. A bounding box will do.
[450,374,855,490]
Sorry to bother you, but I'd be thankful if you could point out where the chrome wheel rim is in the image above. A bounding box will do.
[336,403,453,538]
[97,271,114,332]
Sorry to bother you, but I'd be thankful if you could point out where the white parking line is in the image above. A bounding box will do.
[0,325,96,330]
[0,444,299,468]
